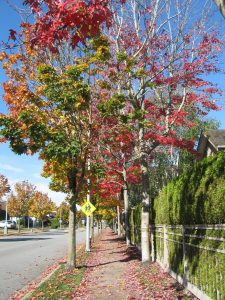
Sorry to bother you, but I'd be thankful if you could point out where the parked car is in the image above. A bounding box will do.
[0,220,16,229]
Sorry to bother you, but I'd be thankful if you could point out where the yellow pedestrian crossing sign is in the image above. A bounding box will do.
[81,201,96,217]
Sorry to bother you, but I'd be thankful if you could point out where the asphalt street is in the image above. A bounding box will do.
[0,228,87,300]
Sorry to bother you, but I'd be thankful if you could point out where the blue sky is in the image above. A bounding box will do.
[0,1,225,205]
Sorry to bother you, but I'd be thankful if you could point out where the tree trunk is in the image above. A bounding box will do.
[90,213,94,243]
[140,161,151,263]
[100,219,103,231]
[123,185,131,245]
[18,217,21,233]
[112,218,115,231]
[67,207,76,269]
[117,205,122,237]
[97,219,100,234]
[131,208,135,244]
[66,169,78,269]
[121,143,131,245]
[42,220,44,231]
[139,125,151,263]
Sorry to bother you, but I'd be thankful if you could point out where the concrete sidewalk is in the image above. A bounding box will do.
[75,229,143,299]
[75,229,196,300]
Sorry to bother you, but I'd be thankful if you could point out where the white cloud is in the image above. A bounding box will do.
[8,179,20,186]
[35,183,66,206]
[0,163,24,173]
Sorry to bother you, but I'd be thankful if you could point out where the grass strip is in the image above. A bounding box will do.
[26,246,90,300]
[27,263,86,299]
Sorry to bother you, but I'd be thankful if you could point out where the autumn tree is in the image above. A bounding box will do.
[98,0,223,262]
[0,14,111,268]
[2,0,223,266]
[30,191,55,230]
[14,0,130,261]
[22,0,224,264]
[0,174,10,220]
[56,201,70,226]
[0,46,91,267]
[23,0,111,51]
[0,173,10,200]
[7,181,35,232]
[96,124,140,244]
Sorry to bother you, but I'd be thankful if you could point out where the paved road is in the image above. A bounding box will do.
[0,229,88,300]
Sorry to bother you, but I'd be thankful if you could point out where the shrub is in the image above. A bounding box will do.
[50,218,60,229]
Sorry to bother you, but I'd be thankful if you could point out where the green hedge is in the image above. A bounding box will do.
[152,152,225,299]
[154,152,225,225]
[185,227,225,299]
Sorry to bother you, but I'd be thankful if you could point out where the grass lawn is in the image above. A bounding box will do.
[27,263,86,299]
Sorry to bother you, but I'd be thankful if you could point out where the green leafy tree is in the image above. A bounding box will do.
[0,30,111,268]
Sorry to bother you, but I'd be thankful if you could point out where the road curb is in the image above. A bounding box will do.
[0,230,47,237]
[0,228,68,237]
[21,264,62,300]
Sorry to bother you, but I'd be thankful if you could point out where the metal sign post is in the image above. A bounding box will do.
[80,158,96,252]
[4,200,8,235]
[81,202,96,251]
[86,157,91,252]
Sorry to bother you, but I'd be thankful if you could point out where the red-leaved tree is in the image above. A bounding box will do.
[97,123,141,245]
[98,0,224,262]
[23,0,111,51]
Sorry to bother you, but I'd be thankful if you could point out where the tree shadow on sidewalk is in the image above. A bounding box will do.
[77,242,141,269]
[100,237,125,243]
[94,245,125,252]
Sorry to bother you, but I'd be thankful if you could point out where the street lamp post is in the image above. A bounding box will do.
[4,200,8,235]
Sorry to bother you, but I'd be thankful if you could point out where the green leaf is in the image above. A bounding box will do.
[116,51,127,63]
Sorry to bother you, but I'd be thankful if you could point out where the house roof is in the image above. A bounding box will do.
[204,130,225,148]
[197,129,225,156]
